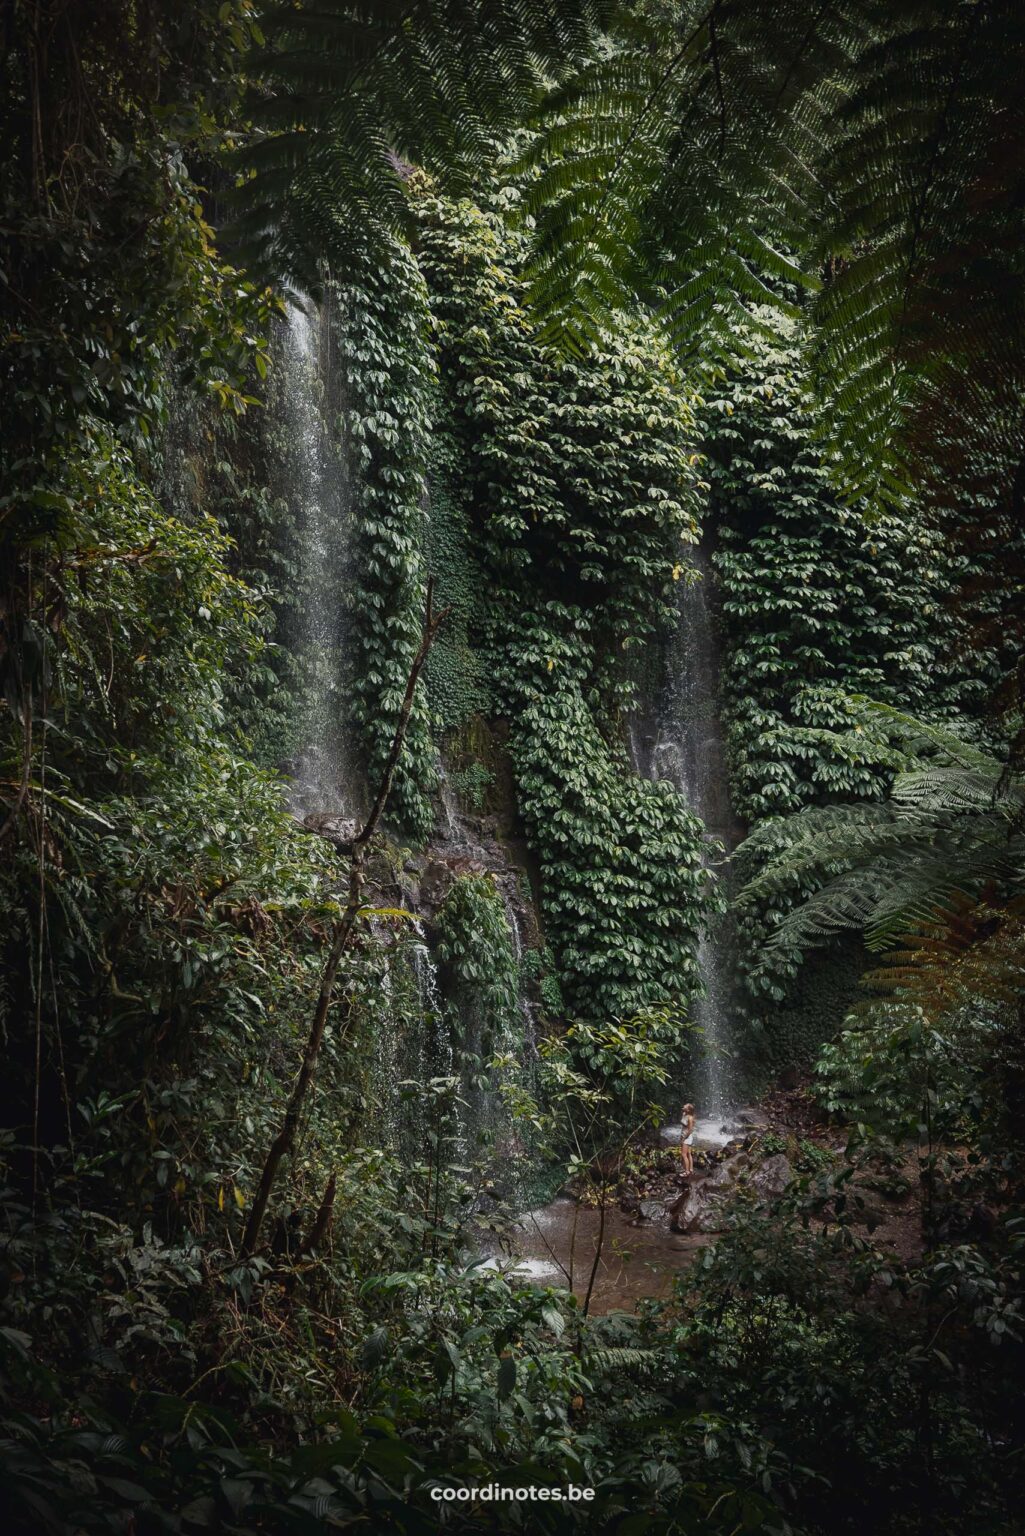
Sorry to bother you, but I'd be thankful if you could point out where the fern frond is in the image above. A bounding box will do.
[585,1345,662,1373]
[518,2,1025,522]
[521,2,836,361]
[227,0,612,288]
[739,697,1023,961]
[860,896,1025,1028]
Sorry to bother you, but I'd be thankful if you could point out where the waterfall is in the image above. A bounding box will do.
[436,763,538,1060]
[411,933,453,1079]
[649,548,740,1115]
[429,763,539,1168]
[365,935,454,1155]
[278,299,352,819]
[505,901,539,1064]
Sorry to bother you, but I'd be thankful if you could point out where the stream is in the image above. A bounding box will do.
[485,1113,756,1312]
[494,1199,711,1314]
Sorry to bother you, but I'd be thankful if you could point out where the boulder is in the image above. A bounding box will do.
[751,1153,793,1198]
[670,1183,730,1234]
[732,1107,770,1130]
[668,1149,793,1234]
[695,1201,732,1234]
[302,812,359,849]
[703,1160,735,1192]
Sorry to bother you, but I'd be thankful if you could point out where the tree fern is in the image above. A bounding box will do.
[228,0,613,288]
[520,2,839,359]
[861,894,1025,1024]
[738,701,1025,1022]
[810,1,1025,506]
[518,1,1025,519]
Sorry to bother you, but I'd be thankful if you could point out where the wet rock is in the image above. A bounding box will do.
[703,1160,736,1192]
[302,812,359,850]
[418,854,487,915]
[640,1199,670,1225]
[751,1153,792,1198]
[671,1184,729,1235]
[708,1152,753,1188]
[694,1202,731,1234]
[667,1187,693,1231]
[668,1148,793,1234]
[718,1107,770,1140]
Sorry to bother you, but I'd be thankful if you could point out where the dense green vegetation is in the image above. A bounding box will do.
[2,4,1024,1534]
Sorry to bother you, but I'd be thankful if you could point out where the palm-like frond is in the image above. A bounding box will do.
[519,1,1025,516]
[893,765,1022,818]
[520,2,850,359]
[861,893,1025,1024]
[738,702,1024,958]
[812,1,1025,507]
[228,0,613,288]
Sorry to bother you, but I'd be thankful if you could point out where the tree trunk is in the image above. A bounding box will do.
[240,583,448,1259]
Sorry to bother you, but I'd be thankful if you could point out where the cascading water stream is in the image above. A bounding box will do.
[649,548,741,1117]
[411,931,453,1079]
[278,299,352,820]
[432,764,539,1161]
[505,904,539,1064]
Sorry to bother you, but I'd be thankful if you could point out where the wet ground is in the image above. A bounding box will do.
[481,1107,790,1312]
[493,1196,710,1312]
[481,1094,927,1312]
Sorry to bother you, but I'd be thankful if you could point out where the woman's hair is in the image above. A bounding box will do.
[682,1103,694,1114]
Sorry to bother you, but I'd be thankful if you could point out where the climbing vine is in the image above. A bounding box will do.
[434,873,519,1054]
[705,320,962,822]
[414,182,714,1024]
[500,611,718,1019]
[416,184,702,671]
[424,445,492,734]
[703,321,975,1065]
[332,254,438,841]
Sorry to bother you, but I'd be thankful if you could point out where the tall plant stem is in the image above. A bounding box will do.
[241,582,448,1258]
[581,1174,608,1318]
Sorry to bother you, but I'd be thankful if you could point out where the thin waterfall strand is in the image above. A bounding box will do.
[651,549,740,1116]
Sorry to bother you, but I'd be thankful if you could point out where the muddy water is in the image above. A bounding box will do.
[492,1197,710,1314]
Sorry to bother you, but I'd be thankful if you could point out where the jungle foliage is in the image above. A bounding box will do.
[415,185,717,1022]
[2,3,1024,1535]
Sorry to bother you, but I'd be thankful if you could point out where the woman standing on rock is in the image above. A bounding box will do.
[679,1102,696,1177]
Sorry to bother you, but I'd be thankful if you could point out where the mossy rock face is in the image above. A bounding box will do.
[442,714,519,833]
